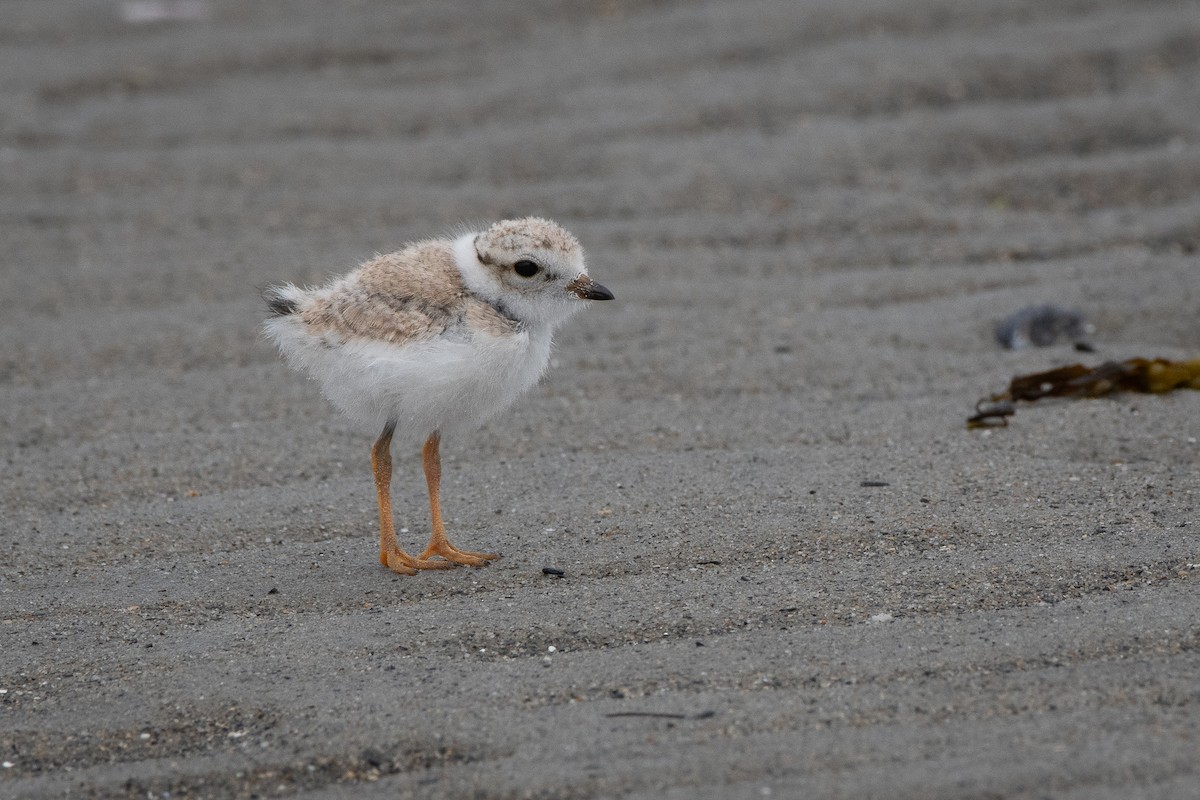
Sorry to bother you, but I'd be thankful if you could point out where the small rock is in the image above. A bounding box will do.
[995,304,1090,349]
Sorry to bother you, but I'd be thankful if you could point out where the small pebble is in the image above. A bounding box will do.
[995,304,1090,349]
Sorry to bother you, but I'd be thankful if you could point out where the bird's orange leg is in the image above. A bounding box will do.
[418,431,499,567]
[372,423,455,575]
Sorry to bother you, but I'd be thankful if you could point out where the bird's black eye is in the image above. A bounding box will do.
[513,259,540,278]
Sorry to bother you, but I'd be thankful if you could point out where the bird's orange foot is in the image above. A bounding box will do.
[419,542,500,568]
[380,548,458,575]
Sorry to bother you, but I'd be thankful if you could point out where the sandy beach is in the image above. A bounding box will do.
[2,0,1198,797]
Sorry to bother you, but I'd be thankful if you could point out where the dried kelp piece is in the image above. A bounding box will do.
[968,357,1200,428]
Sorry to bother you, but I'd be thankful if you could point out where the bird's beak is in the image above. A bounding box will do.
[567,275,614,301]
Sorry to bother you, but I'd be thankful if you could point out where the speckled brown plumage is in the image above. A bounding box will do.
[295,242,471,345]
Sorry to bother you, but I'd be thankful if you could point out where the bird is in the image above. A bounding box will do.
[262,217,613,575]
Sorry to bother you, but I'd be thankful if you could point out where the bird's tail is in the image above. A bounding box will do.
[262,283,302,316]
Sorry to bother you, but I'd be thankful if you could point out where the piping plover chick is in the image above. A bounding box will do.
[262,217,613,575]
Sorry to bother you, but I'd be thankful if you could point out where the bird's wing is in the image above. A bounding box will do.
[303,288,454,346]
[291,241,518,346]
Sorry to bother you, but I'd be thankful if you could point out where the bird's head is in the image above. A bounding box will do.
[467,217,613,328]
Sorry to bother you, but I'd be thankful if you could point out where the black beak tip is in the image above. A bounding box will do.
[587,283,615,301]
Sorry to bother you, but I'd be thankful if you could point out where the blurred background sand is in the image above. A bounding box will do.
[2,1,1198,797]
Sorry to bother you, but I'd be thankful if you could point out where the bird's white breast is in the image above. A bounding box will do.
[266,310,553,446]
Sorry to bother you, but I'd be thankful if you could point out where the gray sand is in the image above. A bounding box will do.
[3,1,1199,797]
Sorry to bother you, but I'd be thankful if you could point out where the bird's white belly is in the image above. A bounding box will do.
[267,316,552,445]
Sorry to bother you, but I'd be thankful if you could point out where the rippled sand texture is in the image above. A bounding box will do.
[3,1,1198,797]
